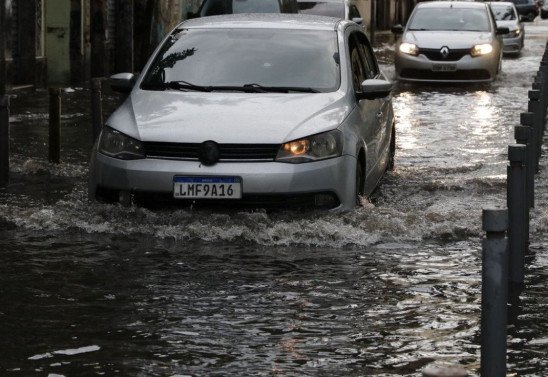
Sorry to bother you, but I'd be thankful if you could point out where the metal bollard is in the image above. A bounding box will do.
[520,112,539,174]
[91,78,104,143]
[481,209,509,377]
[507,145,528,285]
[0,95,9,186]
[527,91,543,166]
[48,88,61,164]
[515,125,534,209]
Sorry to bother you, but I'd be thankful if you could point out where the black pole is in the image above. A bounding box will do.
[515,124,534,209]
[0,0,6,96]
[0,95,9,186]
[481,208,509,377]
[507,144,528,285]
[91,78,103,142]
[49,88,61,164]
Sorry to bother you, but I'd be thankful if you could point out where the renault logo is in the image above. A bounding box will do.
[440,46,450,59]
[199,140,220,166]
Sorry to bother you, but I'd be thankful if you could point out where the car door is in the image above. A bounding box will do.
[349,31,391,191]
[348,30,383,188]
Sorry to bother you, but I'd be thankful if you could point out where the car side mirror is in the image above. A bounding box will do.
[519,15,526,22]
[352,17,363,25]
[187,11,197,19]
[358,79,393,100]
[496,26,510,35]
[391,24,404,34]
[110,73,135,93]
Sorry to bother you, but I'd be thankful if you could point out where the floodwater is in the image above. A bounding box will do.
[1,21,547,377]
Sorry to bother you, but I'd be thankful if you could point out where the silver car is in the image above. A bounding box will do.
[89,14,395,211]
[488,1,525,55]
[392,1,508,83]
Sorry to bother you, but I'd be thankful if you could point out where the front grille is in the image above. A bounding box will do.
[419,48,470,61]
[143,142,281,161]
[400,68,491,81]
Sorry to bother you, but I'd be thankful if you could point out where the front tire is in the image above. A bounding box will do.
[355,158,365,205]
[387,127,396,171]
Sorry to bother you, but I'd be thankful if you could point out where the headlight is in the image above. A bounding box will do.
[507,29,521,38]
[98,126,145,160]
[399,42,419,56]
[276,130,343,164]
[471,44,493,57]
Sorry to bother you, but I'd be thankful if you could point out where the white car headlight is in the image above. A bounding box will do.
[276,130,343,164]
[507,29,521,38]
[399,42,419,56]
[471,43,493,57]
[98,126,145,160]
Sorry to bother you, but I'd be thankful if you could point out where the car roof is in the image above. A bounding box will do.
[485,1,516,6]
[179,13,341,31]
[417,1,489,9]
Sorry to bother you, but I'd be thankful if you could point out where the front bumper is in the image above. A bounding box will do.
[89,151,358,211]
[395,51,498,83]
[502,35,524,54]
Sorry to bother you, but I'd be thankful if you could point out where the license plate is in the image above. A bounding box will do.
[173,177,242,199]
[432,63,457,72]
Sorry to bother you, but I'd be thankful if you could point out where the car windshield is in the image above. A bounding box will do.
[490,4,517,20]
[141,28,340,92]
[201,0,281,16]
[408,7,491,32]
[297,2,345,18]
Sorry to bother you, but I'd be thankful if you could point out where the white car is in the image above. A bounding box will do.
[89,14,395,211]
[488,1,525,55]
[392,1,508,83]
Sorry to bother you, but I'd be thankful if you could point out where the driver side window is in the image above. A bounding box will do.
[349,34,367,92]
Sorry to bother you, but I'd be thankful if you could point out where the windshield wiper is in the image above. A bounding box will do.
[165,80,213,92]
[141,81,321,93]
[242,84,321,93]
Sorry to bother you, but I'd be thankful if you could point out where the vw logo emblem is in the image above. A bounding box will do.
[199,140,220,166]
[440,46,450,59]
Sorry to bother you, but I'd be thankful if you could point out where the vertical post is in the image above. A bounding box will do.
[527,90,542,170]
[481,208,509,377]
[0,95,9,186]
[48,88,61,164]
[91,78,103,142]
[17,0,37,87]
[0,0,6,95]
[507,145,527,285]
[515,125,534,209]
[90,0,108,77]
[520,112,538,174]
[115,0,134,74]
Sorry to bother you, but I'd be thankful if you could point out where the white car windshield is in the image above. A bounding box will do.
[490,5,517,21]
[142,28,340,92]
[408,8,491,32]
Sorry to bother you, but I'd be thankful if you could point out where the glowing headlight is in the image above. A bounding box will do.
[471,44,493,57]
[276,130,343,164]
[98,126,145,160]
[507,29,521,38]
[399,42,419,56]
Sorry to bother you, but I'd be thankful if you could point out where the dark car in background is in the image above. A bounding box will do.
[190,0,298,17]
[508,0,539,21]
[296,0,364,25]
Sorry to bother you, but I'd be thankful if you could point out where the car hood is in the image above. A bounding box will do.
[403,30,493,49]
[496,20,520,31]
[107,90,351,144]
